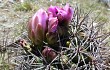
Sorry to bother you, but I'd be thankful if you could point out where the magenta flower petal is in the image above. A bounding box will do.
[47,4,73,26]
[48,17,58,32]
[32,9,48,31]
[28,19,36,43]
[57,4,73,25]
[48,6,59,17]
[63,4,73,23]
[57,9,67,22]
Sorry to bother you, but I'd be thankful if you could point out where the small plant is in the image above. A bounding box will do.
[10,3,110,70]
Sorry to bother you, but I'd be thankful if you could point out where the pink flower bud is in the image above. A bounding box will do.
[48,17,58,32]
[42,47,57,62]
[46,17,58,45]
[28,9,48,46]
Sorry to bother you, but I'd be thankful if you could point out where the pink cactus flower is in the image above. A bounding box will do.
[27,4,73,50]
[48,4,73,26]
[28,9,48,46]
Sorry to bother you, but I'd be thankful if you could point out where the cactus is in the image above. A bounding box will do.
[15,4,110,70]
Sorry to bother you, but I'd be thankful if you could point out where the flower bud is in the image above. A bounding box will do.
[28,9,48,47]
[42,47,57,63]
